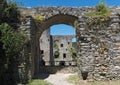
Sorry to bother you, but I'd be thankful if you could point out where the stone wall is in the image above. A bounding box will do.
[52,35,75,66]
[40,29,51,66]
[39,66,78,74]
[19,6,120,81]
[39,28,76,66]
[77,14,120,80]
[18,16,32,83]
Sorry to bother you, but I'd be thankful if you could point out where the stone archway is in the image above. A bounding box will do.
[19,6,120,80]
[32,14,78,75]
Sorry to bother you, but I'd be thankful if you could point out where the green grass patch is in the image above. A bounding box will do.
[27,79,53,85]
[90,80,120,85]
[68,74,120,85]
[86,11,111,18]
[67,74,80,85]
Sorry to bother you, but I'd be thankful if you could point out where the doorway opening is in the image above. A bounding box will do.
[39,24,77,66]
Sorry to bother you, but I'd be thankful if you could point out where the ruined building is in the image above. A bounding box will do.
[18,6,120,81]
[40,29,76,66]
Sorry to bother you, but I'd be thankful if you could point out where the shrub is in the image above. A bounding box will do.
[68,46,77,61]
[0,23,27,85]
[0,23,27,55]
[86,2,111,28]
[0,1,20,23]
[54,51,60,58]
[35,15,44,21]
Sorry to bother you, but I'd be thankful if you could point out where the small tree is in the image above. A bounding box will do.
[0,23,27,55]
[0,1,28,84]
[0,23,27,85]
[0,1,20,24]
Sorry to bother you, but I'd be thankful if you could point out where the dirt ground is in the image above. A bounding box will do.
[43,73,75,85]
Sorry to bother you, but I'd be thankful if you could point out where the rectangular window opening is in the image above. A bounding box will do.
[41,50,44,54]
[63,53,66,58]
[61,44,63,47]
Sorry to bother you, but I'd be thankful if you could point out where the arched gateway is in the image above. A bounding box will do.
[19,6,120,81]
[33,14,78,75]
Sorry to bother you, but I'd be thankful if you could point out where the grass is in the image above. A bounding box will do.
[27,79,53,85]
[67,74,80,85]
[68,74,120,85]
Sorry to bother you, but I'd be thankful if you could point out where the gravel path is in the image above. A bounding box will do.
[44,73,75,85]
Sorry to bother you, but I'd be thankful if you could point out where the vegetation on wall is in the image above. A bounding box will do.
[86,2,110,56]
[53,41,60,58]
[74,20,79,30]
[98,41,108,54]
[68,46,77,61]
[54,51,60,58]
[86,2,111,28]
[54,41,59,49]
[34,15,44,21]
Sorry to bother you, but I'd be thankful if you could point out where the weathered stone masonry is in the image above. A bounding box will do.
[40,28,76,66]
[19,6,120,81]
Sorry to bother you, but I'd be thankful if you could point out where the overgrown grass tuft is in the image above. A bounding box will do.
[27,79,53,85]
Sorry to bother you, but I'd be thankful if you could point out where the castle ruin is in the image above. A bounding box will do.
[19,6,120,81]
[40,29,76,66]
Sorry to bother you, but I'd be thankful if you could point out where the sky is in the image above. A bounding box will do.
[50,24,76,42]
[50,24,75,35]
[10,0,120,7]
[9,0,120,38]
